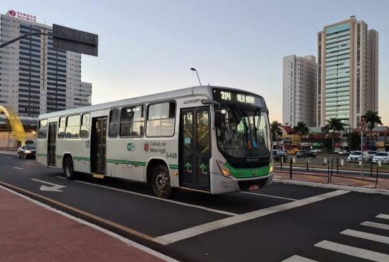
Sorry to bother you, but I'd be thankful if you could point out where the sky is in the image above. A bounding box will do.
[7,0,389,125]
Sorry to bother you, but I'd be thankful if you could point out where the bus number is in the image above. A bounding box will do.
[166,153,177,158]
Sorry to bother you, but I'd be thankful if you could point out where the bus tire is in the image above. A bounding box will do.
[64,157,75,180]
[151,165,173,199]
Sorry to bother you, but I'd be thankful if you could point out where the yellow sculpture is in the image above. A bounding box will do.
[0,105,26,144]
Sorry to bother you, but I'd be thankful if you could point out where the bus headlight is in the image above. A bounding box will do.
[269,164,274,174]
[216,160,232,177]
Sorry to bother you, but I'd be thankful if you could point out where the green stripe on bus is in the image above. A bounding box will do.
[37,154,47,157]
[106,159,146,166]
[225,162,270,178]
[73,156,90,161]
[169,165,179,169]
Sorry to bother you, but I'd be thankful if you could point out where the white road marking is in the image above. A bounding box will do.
[153,190,349,245]
[282,255,319,262]
[13,167,23,170]
[56,176,66,180]
[341,229,389,244]
[361,221,389,231]
[315,240,389,262]
[73,179,237,216]
[0,184,179,262]
[377,214,389,220]
[241,191,297,201]
[31,179,66,192]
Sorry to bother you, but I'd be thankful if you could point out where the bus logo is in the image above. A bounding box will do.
[127,143,135,151]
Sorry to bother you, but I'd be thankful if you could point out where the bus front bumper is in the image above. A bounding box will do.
[211,172,273,194]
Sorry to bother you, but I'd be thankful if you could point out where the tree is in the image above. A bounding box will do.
[292,122,309,140]
[270,121,282,148]
[324,118,345,151]
[365,111,382,149]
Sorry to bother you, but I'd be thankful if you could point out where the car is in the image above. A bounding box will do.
[367,151,377,161]
[310,149,322,154]
[372,152,389,164]
[287,148,299,155]
[338,149,349,155]
[272,149,288,161]
[347,151,369,163]
[17,144,37,159]
[296,150,316,158]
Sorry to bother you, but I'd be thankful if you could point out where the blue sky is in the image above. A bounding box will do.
[8,0,389,125]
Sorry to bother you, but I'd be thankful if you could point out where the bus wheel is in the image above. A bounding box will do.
[152,165,173,199]
[64,157,75,180]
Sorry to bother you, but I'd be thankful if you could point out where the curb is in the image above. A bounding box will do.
[273,178,389,196]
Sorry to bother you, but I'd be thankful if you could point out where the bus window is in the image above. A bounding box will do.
[58,117,66,139]
[109,108,120,138]
[146,102,175,137]
[120,105,144,137]
[65,115,81,139]
[38,119,48,139]
[80,113,90,139]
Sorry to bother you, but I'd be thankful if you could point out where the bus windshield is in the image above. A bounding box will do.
[216,106,271,158]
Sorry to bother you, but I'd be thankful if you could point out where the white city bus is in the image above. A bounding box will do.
[36,86,273,198]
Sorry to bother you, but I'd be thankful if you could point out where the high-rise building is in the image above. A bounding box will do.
[283,55,317,127]
[0,10,92,118]
[317,16,379,128]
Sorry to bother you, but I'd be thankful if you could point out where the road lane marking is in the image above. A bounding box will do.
[241,191,297,201]
[314,240,389,261]
[13,167,23,170]
[153,190,349,245]
[377,214,389,220]
[341,229,389,244]
[73,179,237,216]
[282,255,319,262]
[0,182,178,262]
[361,221,389,231]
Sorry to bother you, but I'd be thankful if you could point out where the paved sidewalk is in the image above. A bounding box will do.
[274,170,389,191]
[0,185,173,262]
[0,150,16,155]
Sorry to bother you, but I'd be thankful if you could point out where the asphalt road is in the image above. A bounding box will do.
[1,153,389,262]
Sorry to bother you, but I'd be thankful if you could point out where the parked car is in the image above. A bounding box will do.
[347,151,369,163]
[296,150,316,158]
[17,144,37,159]
[310,149,322,154]
[272,149,288,161]
[372,152,389,164]
[367,151,377,161]
[338,149,349,155]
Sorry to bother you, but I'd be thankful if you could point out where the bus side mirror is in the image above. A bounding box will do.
[215,110,222,128]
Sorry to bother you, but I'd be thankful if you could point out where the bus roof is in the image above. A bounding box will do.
[39,85,266,119]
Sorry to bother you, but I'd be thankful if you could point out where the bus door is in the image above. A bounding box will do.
[91,117,107,174]
[47,122,57,167]
[179,107,210,191]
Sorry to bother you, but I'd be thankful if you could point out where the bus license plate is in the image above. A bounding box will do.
[249,184,259,191]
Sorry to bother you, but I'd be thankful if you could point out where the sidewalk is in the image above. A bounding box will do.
[274,170,389,192]
[0,185,174,262]
[0,149,15,155]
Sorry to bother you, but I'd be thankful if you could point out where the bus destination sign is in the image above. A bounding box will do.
[213,89,258,105]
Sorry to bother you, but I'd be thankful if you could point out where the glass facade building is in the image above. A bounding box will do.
[0,13,92,117]
[317,16,379,128]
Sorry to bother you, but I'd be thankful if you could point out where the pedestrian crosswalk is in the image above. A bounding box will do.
[281,213,389,262]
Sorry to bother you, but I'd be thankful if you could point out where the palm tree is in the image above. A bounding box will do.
[292,122,309,141]
[270,121,282,148]
[365,111,383,149]
[324,118,345,151]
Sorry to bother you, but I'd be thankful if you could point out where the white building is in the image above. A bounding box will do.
[0,10,92,117]
[317,16,379,128]
[283,55,317,127]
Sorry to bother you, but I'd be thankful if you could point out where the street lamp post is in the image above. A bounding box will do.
[360,115,367,179]
[190,68,202,86]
